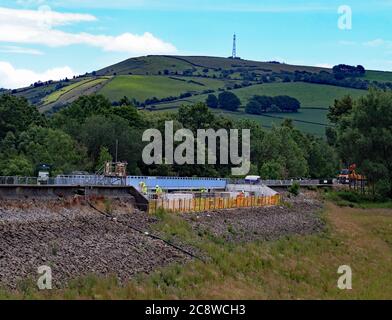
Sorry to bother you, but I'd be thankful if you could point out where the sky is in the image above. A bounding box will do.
[0,0,391,88]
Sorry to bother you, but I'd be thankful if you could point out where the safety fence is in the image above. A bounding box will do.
[148,194,282,214]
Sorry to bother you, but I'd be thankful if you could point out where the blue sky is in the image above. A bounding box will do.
[0,0,391,88]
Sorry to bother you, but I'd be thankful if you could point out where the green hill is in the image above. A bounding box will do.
[10,55,383,135]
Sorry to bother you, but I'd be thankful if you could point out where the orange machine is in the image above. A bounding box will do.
[338,168,350,184]
[338,164,366,185]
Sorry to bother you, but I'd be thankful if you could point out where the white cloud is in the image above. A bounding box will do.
[315,63,333,69]
[0,6,96,28]
[0,45,43,55]
[0,6,177,54]
[16,0,46,7]
[0,61,76,89]
[363,38,392,47]
[44,0,331,12]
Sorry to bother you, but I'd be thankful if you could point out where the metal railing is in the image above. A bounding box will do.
[0,176,335,187]
[0,176,41,185]
[55,175,126,186]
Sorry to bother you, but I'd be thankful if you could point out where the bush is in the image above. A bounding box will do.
[244,95,301,114]
[218,91,241,111]
[206,94,218,108]
[288,182,300,196]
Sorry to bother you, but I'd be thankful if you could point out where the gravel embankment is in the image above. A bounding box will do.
[0,199,188,289]
[183,192,324,242]
[0,192,323,289]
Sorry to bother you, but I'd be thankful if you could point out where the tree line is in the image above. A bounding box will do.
[2,87,392,201]
[0,93,337,180]
[245,95,300,114]
[326,89,392,200]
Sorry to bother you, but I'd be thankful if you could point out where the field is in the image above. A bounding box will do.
[152,82,367,136]
[213,109,330,136]
[96,55,193,76]
[95,55,329,77]
[364,70,392,82]
[39,77,111,112]
[166,56,329,74]
[155,82,366,111]
[231,82,366,108]
[98,75,225,102]
[3,194,392,300]
[43,78,94,105]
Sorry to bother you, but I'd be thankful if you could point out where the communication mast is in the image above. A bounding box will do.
[232,33,237,59]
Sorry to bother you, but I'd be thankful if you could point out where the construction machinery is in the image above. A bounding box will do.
[338,168,350,184]
[338,164,366,188]
[37,164,51,185]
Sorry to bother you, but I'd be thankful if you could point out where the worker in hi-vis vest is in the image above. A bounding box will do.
[139,181,147,194]
[155,185,163,198]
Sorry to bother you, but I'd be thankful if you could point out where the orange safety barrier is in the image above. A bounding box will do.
[148,194,282,214]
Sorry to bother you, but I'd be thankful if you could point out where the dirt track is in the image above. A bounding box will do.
[0,192,323,289]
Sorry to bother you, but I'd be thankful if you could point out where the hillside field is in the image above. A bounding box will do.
[152,82,366,136]
[8,55,378,136]
[364,70,392,82]
[99,75,226,102]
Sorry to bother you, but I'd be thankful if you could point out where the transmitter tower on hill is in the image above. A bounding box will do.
[232,33,237,59]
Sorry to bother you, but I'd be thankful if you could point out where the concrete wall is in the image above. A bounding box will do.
[0,185,149,212]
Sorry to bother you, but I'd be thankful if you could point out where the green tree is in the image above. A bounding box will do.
[328,95,354,124]
[336,89,392,198]
[0,154,34,176]
[218,91,241,111]
[245,98,263,115]
[17,126,88,175]
[119,96,132,106]
[307,138,338,178]
[325,127,337,146]
[177,103,216,132]
[273,95,301,112]
[260,126,308,178]
[95,146,113,171]
[0,94,45,139]
[56,94,112,123]
[259,161,284,179]
[111,105,144,128]
[206,94,218,108]
[79,115,143,174]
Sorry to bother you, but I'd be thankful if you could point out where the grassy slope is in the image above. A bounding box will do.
[98,75,225,102]
[214,109,330,136]
[153,82,366,136]
[95,55,331,76]
[39,77,111,113]
[169,56,330,74]
[155,82,366,110]
[364,70,392,82]
[231,82,366,108]
[14,83,59,102]
[43,78,94,105]
[96,55,193,76]
[5,201,392,299]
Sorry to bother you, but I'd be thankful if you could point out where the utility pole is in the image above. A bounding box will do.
[115,139,118,163]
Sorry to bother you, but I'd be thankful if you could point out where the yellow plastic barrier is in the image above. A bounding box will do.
[148,194,282,214]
